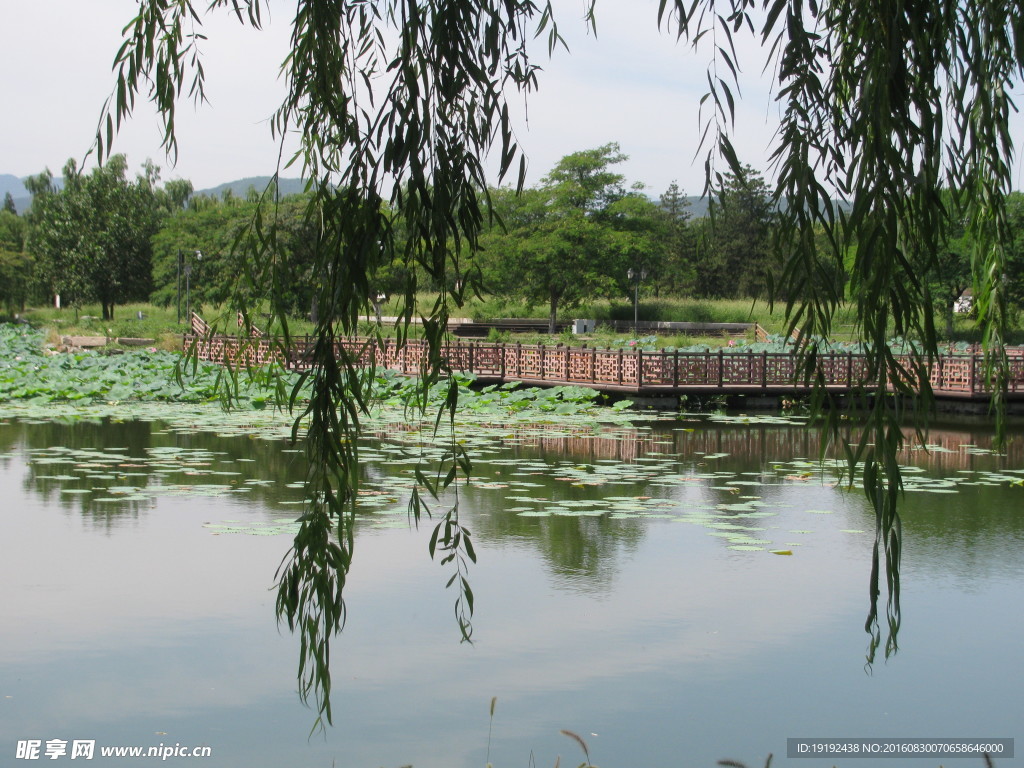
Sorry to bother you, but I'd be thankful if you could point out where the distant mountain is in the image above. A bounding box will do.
[0,174,305,214]
[683,196,709,217]
[0,174,26,198]
[1,173,843,219]
[1,175,30,214]
[1,173,66,214]
[194,176,308,200]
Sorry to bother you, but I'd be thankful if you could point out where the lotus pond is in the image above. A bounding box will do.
[1,368,1023,766]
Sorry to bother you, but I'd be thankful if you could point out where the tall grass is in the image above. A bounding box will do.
[12,294,1021,348]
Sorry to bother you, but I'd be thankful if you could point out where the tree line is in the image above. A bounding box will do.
[2,145,1022,329]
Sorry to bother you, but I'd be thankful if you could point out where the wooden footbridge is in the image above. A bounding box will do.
[186,314,1024,404]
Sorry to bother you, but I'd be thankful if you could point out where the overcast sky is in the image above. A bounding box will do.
[4,1,1020,196]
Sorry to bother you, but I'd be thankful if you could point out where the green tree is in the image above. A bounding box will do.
[1003,193,1024,313]
[149,194,255,315]
[26,156,161,320]
[927,215,972,340]
[0,207,32,314]
[916,190,1024,339]
[657,181,695,295]
[605,186,667,305]
[101,0,1024,720]
[2,192,16,215]
[703,164,775,299]
[158,178,195,213]
[151,192,329,322]
[484,144,659,332]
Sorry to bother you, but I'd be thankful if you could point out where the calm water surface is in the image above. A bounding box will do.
[1,412,1021,768]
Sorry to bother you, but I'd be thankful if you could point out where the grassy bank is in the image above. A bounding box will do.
[8,295,1022,349]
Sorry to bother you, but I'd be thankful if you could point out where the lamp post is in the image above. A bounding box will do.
[176,250,182,324]
[627,267,647,332]
[184,250,202,323]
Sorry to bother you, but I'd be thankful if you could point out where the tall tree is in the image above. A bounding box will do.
[151,190,342,324]
[0,207,31,314]
[925,210,972,340]
[2,192,16,215]
[149,194,256,314]
[703,164,775,299]
[481,144,665,332]
[657,181,695,295]
[487,143,634,332]
[27,156,161,320]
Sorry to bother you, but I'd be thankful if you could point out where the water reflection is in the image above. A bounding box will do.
[1,409,1022,768]
[3,413,1021,583]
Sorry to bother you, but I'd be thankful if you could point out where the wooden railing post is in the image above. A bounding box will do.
[673,349,679,387]
[717,349,724,387]
[500,342,506,380]
[468,341,475,374]
[637,349,644,388]
[564,346,571,380]
[591,346,598,382]
[617,348,624,384]
[970,354,977,393]
[762,350,768,389]
[516,342,522,378]
[539,344,545,380]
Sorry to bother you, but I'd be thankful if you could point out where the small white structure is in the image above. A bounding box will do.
[954,290,973,314]
[572,319,597,334]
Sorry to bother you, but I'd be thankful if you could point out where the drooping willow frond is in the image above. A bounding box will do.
[97,0,1022,720]
[661,0,1021,660]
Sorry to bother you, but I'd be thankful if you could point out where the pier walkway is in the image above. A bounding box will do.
[185,314,1024,403]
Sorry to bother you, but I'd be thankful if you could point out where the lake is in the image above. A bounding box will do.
[1,404,1021,768]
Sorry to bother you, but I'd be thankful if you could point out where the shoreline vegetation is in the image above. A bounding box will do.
[8,294,1024,351]
[3,295,1021,414]
[0,321,645,420]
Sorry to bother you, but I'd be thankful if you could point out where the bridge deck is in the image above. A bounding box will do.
[184,323,1024,402]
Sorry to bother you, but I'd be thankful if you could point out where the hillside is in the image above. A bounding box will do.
[194,176,308,200]
[0,174,305,214]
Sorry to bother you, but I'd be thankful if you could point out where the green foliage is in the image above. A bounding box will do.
[657,181,697,294]
[0,323,282,405]
[0,209,33,314]
[25,156,161,320]
[701,164,775,299]
[150,198,251,310]
[481,143,663,333]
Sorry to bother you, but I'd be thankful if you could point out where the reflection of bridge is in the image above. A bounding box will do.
[369,419,1023,472]
[186,314,1024,405]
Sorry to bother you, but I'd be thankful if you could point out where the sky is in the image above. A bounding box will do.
[0,0,789,196]
[4,1,1021,197]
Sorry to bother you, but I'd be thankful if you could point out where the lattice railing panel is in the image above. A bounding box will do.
[186,322,1020,398]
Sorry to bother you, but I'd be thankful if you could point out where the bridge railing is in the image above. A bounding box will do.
[184,333,1024,395]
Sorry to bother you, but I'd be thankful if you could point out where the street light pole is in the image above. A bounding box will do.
[628,268,647,332]
[184,261,191,324]
[185,250,202,324]
[176,249,182,324]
